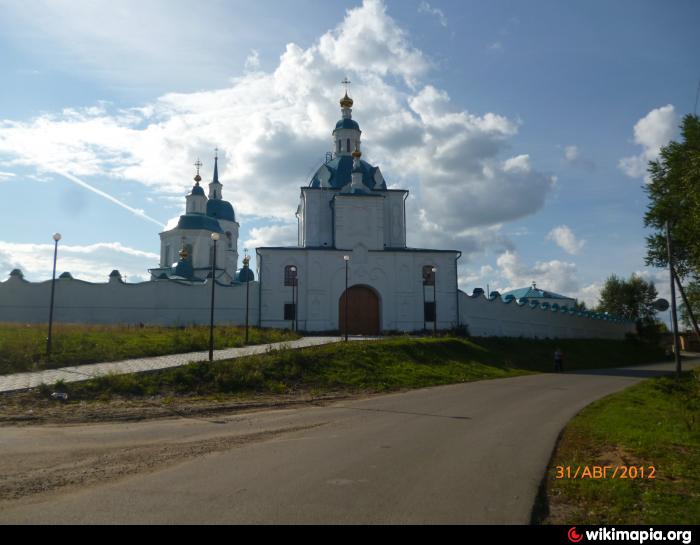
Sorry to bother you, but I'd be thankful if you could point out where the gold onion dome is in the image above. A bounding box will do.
[194,174,202,183]
[340,92,353,108]
[352,148,362,159]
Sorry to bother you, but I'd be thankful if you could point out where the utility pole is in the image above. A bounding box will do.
[666,221,682,378]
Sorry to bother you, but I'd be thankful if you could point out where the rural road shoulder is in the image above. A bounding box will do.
[0,359,697,524]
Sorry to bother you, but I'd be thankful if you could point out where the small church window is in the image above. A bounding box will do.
[284,303,296,321]
[284,265,298,286]
[226,232,233,249]
[424,302,436,322]
[423,265,435,286]
[337,140,341,153]
[346,139,350,153]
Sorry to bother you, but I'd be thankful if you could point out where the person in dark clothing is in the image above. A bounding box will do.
[554,348,564,373]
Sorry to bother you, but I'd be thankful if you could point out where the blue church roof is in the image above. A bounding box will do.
[310,156,386,190]
[502,286,575,301]
[334,118,360,131]
[176,214,223,232]
[206,199,236,222]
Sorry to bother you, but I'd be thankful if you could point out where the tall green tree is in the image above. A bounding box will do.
[597,274,658,324]
[644,114,700,279]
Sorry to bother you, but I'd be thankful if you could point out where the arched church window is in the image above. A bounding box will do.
[284,265,298,286]
[226,232,233,249]
[346,139,350,153]
[422,265,435,286]
[337,140,341,153]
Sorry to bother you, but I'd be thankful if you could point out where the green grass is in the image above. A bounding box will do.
[0,323,300,375]
[53,336,668,400]
[543,367,700,525]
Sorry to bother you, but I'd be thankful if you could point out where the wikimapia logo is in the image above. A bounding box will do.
[567,527,693,544]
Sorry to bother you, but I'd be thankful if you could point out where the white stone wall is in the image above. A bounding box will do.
[334,195,385,251]
[257,248,459,332]
[0,273,259,326]
[458,291,635,339]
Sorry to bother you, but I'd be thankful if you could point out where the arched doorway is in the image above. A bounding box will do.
[339,285,380,335]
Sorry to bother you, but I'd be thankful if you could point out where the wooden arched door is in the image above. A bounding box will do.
[339,286,380,335]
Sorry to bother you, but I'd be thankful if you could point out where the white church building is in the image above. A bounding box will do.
[0,91,634,339]
[256,92,459,333]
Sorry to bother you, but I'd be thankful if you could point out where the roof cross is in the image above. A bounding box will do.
[194,158,202,175]
[341,77,351,94]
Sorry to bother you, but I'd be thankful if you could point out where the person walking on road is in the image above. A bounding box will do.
[554,348,564,373]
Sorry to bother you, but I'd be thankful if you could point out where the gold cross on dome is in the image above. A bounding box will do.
[341,77,351,93]
[194,158,202,175]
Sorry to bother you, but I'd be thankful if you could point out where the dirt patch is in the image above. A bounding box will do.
[0,389,361,426]
[0,424,324,505]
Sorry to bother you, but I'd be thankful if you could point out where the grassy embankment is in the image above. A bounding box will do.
[51,336,667,400]
[0,323,300,375]
[542,366,700,525]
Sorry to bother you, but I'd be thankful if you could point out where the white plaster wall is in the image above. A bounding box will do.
[383,191,407,248]
[258,248,459,332]
[300,189,334,248]
[334,196,385,250]
[458,291,635,339]
[0,274,259,326]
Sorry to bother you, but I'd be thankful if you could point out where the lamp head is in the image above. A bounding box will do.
[52,233,62,242]
[211,233,220,241]
[343,255,350,261]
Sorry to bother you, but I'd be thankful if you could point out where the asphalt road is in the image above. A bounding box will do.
[0,360,696,524]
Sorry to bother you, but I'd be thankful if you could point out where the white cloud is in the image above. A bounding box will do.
[564,145,578,162]
[0,171,16,181]
[573,282,602,309]
[418,1,448,27]
[495,251,580,296]
[244,223,297,249]
[0,241,159,283]
[244,49,261,72]
[546,225,585,255]
[0,0,552,258]
[619,105,676,181]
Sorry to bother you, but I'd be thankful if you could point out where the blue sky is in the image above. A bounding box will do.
[0,0,698,308]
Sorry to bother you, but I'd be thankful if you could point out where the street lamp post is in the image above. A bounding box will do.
[289,265,297,331]
[432,266,437,336]
[243,253,250,345]
[343,255,350,341]
[46,232,61,363]
[209,232,220,362]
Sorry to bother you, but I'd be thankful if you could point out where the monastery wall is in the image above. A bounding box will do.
[0,272,260,327]
[458,290,635,339]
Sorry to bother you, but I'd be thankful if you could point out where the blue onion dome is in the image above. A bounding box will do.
[235,267,255,282]
[59,272,73,279]
[310,156,387,190]
[334,118,360,131]
[176,214,223,233]
[206,199,236,222]
[172,258,194,279]
[190,183,205,196]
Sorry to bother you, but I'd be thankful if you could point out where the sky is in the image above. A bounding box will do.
[0,0,698,311]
